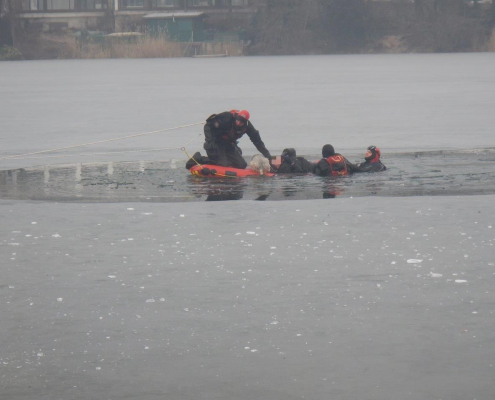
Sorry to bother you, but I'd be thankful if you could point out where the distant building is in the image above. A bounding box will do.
[8,0,257,34]
[144,11,205,42]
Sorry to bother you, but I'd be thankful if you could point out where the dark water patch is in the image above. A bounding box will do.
[1,149,494,202]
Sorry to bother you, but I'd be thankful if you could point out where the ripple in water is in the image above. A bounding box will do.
[1,149,494,202]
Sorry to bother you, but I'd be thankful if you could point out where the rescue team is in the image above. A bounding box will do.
[186,109,386,175]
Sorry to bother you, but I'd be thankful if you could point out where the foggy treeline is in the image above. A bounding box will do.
[1,0,495,60]
[248,0,495,54]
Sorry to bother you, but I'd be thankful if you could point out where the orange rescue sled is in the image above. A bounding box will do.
[190,164,275,178]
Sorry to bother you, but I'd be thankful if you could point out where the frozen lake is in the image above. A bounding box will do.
[1,53,494,400]
[1,196,494,400]
[1,52,495,171]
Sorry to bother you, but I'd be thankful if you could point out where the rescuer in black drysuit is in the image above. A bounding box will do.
[276,148,314,174]
[313,144,355,177]
[352,146,387,173]
[203,110,272,169]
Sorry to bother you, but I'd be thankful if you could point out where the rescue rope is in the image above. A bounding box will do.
[181,147,201,166]
[0,122,205,161]
[6,133,203,161]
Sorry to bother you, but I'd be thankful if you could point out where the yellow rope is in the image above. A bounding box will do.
[181,147,202,167]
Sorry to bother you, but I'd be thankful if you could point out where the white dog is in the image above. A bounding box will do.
[249,154,271,175]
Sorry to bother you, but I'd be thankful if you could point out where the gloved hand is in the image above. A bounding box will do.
[269,158,278,172]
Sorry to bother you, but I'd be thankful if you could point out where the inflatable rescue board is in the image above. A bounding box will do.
[190,164,275,178]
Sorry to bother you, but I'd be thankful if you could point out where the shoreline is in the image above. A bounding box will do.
[2,29,494,61]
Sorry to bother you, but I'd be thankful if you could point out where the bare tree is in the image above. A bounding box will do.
[415,0,425,18]
[6,0,19,47]
[320,0,369,52]
[250,0,321,55]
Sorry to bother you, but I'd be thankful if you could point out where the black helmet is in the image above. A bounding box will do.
[281,148,296,163]
[322,144,335,158]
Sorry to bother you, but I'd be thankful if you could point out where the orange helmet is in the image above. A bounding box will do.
[234,110,250,127]
[237,110,250,121]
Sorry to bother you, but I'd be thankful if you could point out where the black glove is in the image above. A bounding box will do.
[269,158,278,172]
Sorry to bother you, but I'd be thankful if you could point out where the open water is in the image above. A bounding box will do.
[1,148,495,202]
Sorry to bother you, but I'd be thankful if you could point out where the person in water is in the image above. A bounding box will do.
[203,110,272,169]
[352,145,387,173]
[276,148,314,174]
[313,144,354,176]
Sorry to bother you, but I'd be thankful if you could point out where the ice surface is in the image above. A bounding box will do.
[1,195,494,400]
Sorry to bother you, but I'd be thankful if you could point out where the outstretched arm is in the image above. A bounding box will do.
[352,161,373,173]
[344,157,359,173]
[246,124,271,160]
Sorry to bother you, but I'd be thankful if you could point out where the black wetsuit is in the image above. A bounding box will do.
[313,154,354,177]
[277,156,314,174]
[203,112,271,169]
[351,160,387,173]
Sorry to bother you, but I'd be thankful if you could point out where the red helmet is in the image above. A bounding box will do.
[237,110,250,121]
